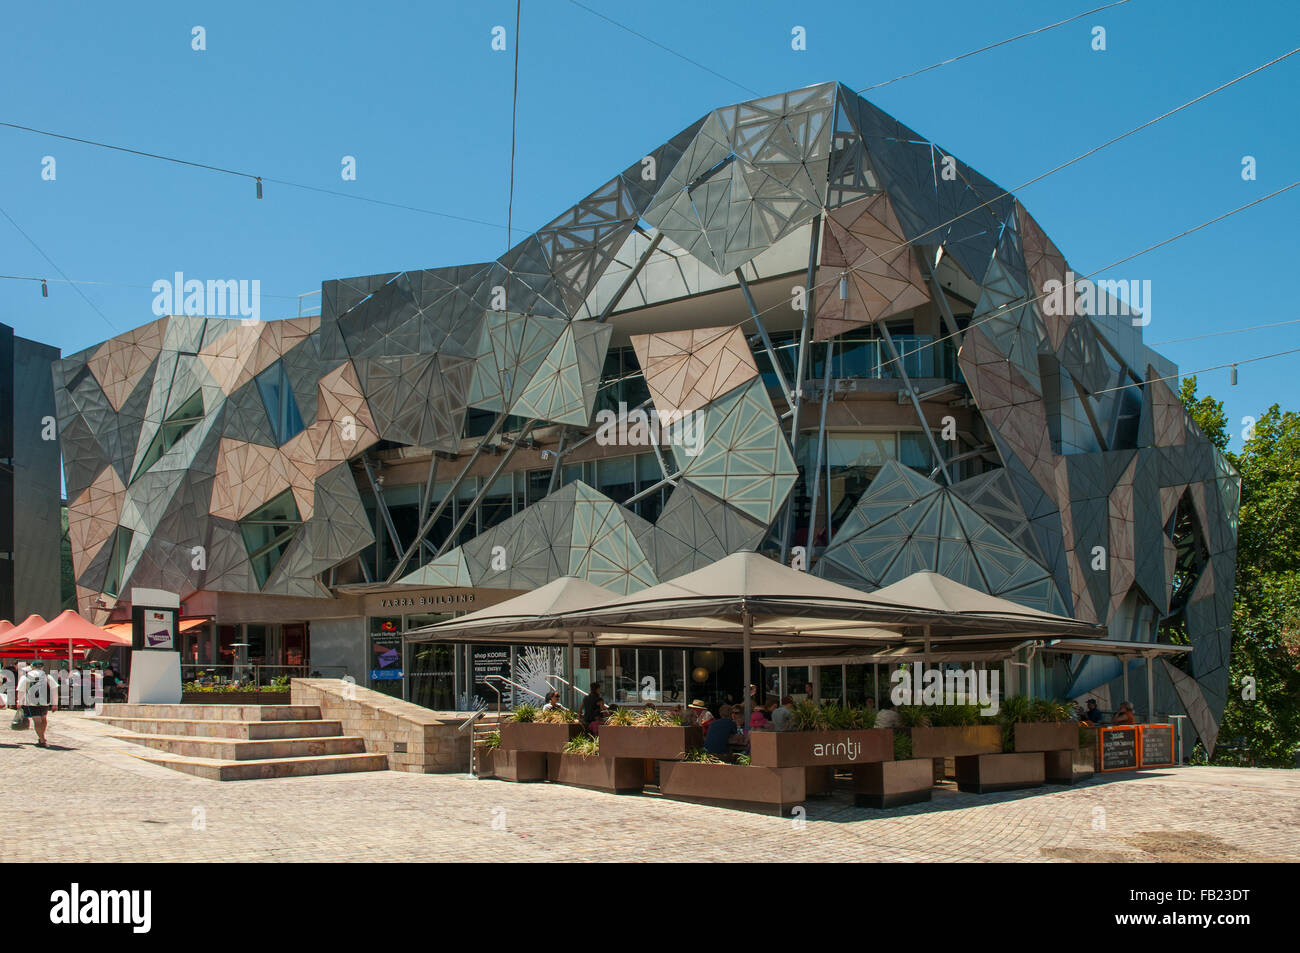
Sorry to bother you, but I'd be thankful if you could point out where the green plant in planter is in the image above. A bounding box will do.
[537,707,576,724]
[684,748,724,764]
[893,732,913,761]
[734,753,752,765]
[665,712,683,726]
[483,730,501,750]
[790,700,829,731]
[510,704,539,723]
[606,707,636,727]
[929,704,981,727]
[1029,698,1074,723]
[562,734,599,757]
[635,707,667,727]
[897,705,930,728]
[998,694,1033,724]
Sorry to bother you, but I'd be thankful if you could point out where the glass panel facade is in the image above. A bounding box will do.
[239,489,302,587]
[255,360,305,446]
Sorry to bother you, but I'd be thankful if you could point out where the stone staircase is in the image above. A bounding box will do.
[93,703,388,781]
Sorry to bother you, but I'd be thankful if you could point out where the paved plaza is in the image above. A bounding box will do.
[2,713,1297,863]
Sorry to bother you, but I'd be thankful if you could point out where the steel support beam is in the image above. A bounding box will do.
[597,232,663,323]
[779,214,821,563]
[735,268,795,411]
[361,453,404,559]
[806,339,832,564]
[385,412,509,583]
[434,419,538,558]
[880,323,950,485]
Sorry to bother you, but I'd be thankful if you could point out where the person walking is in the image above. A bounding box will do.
[16,659,58,747]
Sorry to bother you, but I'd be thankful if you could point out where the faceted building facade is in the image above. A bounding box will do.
[53,83,1237,751]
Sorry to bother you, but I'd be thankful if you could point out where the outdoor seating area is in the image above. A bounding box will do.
[409,552,1189,815]
[0,611,132,706]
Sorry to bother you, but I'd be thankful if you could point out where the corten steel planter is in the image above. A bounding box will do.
[499,721,581,753]
[492,749,549,782]
[598,725,702,760]
[954,752,1045,794]
[474,744,497,779]
[1014,722,1081,753]
[852,759,934,808]
[804,766,835,797]
[749,729,893,767]
[910,725,1002,758]
[546,754,644,793]
[1045,746,1096,784]
[657,761,806,816]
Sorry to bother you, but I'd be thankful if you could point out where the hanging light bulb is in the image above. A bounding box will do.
[40,279,48,298]
[255,177,263,199]
[1230,364,1238,386]
[838,271,848,300]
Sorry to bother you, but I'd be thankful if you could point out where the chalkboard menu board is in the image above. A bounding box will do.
[1140,725,1174,767]
[1099,726,1139,771]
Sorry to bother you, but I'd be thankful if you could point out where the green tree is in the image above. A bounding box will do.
[1182,378,1300,766]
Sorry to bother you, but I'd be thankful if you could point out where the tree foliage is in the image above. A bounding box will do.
[1181,377,1300,766]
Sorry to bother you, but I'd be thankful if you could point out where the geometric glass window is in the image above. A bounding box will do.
[132,390,205,482]
[239,489,302,588]
[255,360,305,446]
[102,526,134,597]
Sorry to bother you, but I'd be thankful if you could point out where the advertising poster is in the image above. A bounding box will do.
[143,609,175,650]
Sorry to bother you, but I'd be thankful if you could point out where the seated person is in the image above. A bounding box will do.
[750,700,777,731]
[1084,699,1104,724]
[688,699,714,730]
[541,690,562,711]
[771,696,796,732]
[703,704,738,756]
[1112,701,1136,725]
[874,699,902,729]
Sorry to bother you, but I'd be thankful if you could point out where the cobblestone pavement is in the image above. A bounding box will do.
[3,714,1297,862]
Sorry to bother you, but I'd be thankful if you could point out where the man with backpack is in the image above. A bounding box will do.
[16,659,57,747]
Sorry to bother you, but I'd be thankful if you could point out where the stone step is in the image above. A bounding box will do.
[95,717,344,740]
[126,749,389,782]
[98,704,322,722]
[111,732,367,761]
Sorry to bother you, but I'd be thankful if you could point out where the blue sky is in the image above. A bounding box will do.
[2,0,1296,450]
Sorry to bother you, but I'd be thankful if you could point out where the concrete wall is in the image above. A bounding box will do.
[291,678,470,773]
[0,327,61,621]
[309,616,367,681]
[14,335,61,619]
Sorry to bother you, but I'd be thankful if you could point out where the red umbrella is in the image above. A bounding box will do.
[0,610,131,680]
[1,614,47,644]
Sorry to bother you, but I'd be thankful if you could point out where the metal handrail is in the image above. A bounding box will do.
[482,674,547,709]
[542,674,588,699]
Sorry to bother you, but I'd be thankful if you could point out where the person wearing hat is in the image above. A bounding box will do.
[687,699,715,732]
[16,659,57,747]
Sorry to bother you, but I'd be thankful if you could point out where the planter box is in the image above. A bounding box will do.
[1014,722,1080,753]
[658,761,806,816]
[804,766,835,797]
[852,759,934,808]
[911,725,1002,758]
[180,691,290,705]
[546,754,644,793]
[598,725,702,760]
[499,721,581,753]
[954,752,1045,794]
[491,749,549,782]
[474,744,496,778]
[749,729,893,768]
[1045,746,1096,784]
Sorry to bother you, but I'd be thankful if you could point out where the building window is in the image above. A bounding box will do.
[239,489,302,587]
[255,360,306,446]
[132,390,204,482]
[102,526,134,597]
